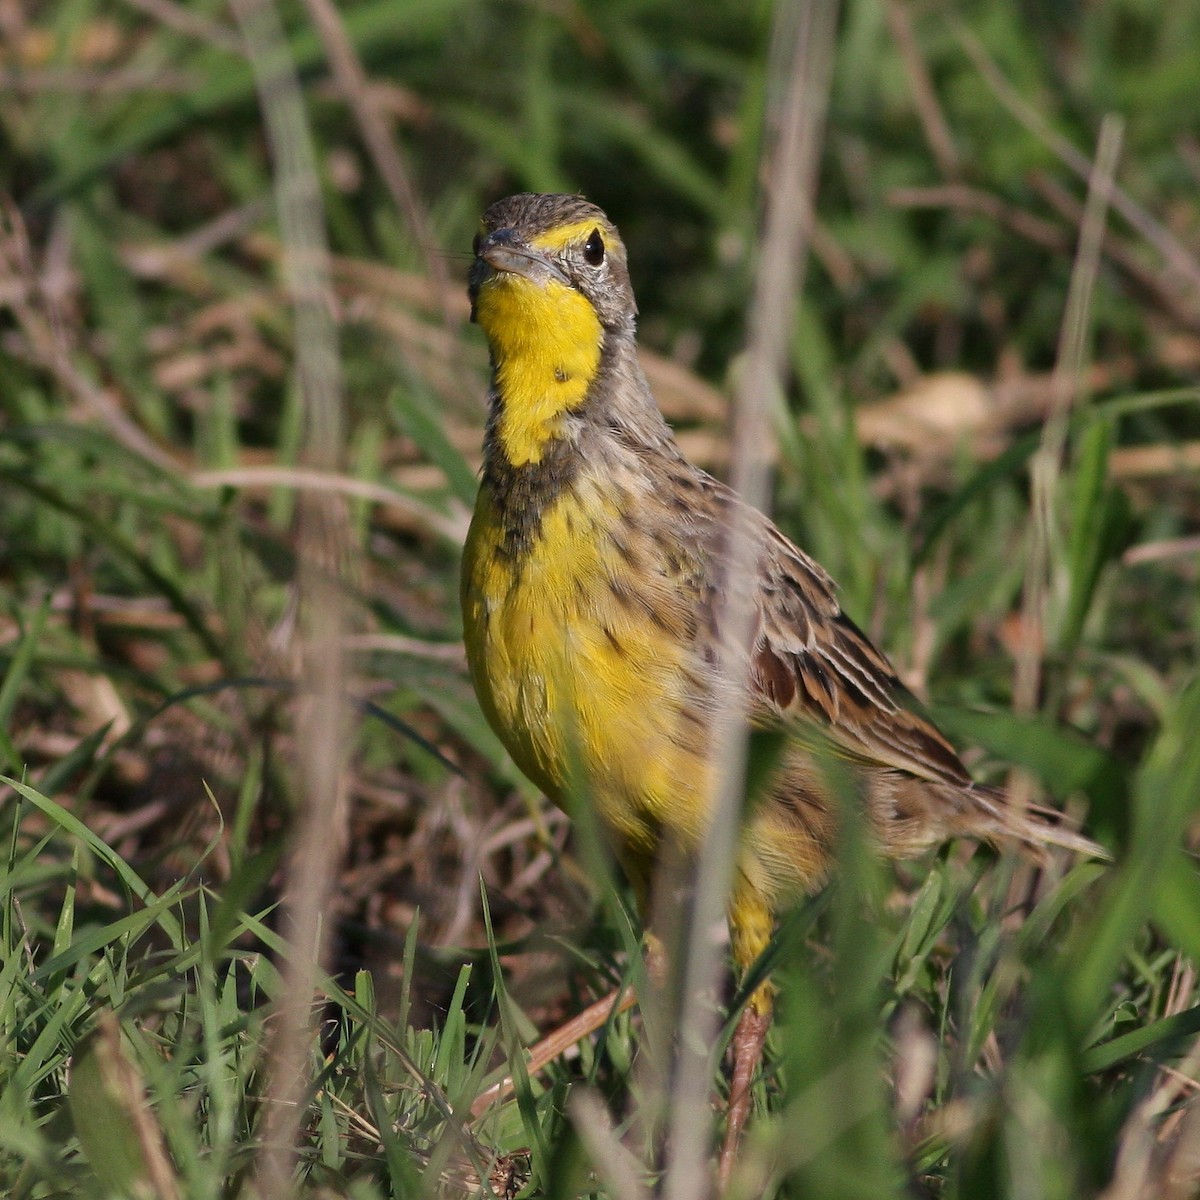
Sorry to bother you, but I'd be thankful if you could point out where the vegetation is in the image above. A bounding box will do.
[1,0,1199,1196]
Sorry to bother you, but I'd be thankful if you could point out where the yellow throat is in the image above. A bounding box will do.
[472,229,605,467]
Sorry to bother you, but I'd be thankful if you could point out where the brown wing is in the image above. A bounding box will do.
[653,469,1102,861]
[748,522,974,789]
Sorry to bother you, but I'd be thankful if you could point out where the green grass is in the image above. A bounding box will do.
[2,0,1200,1195]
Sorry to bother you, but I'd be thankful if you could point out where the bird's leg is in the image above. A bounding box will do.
[718,884,776,1183]
[717,995,771,1186]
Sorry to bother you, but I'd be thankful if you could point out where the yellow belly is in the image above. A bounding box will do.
[461,477,712,862]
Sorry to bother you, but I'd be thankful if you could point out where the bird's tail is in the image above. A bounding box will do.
[957,783,1110,863]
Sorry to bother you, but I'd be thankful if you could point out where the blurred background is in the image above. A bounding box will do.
[2,1,1199,1196]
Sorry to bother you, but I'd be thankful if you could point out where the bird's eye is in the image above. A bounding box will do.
[583,228,605,266]
[472,232,482,257]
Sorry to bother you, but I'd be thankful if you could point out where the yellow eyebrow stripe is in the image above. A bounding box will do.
[529,219,603,254]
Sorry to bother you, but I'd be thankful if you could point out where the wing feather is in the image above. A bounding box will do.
[749,525,973,788]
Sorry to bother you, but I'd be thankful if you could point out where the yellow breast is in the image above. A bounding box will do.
[461,472,712,859]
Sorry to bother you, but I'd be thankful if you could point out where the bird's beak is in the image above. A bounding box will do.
[474,229,571,289]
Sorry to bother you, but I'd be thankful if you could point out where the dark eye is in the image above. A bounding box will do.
[472,232,482,257]
[583,228,605,266]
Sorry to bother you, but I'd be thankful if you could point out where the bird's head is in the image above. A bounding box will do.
[470,193,637,336]
[469,194,639,466]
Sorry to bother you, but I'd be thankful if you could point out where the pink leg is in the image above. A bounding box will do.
[717,1003,771,1185]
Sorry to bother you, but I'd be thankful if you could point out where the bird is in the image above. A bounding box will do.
[459,191,1102,1177]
